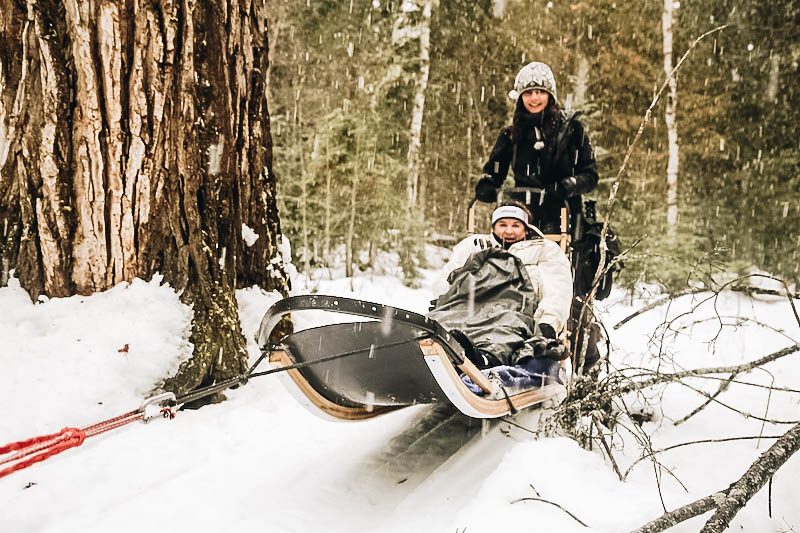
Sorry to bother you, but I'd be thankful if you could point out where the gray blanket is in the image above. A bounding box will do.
[428,247,539,366]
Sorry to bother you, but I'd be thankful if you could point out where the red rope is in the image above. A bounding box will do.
[0,428,85,478]
[0,409,148,479]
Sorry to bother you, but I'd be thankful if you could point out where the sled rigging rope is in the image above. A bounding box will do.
[0,333,428,480]
[0,405,161,479]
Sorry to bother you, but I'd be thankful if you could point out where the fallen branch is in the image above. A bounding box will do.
[630,492,722,533]
[700,421,800,532]
[615,275,799,331]
[634,342,800,390]
[614,288,706,329]
[630,422,800,533]
[673,372,736,426]
[730,285,800,301]
[564,342,800,419]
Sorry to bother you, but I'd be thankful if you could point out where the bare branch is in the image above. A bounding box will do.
[614,288,706,330]
[730,284,800,301]
[634,342,800,390]
[670,379,797,425]
[630,492,722,533]
[594,420,624,482]
[511,496,591,528]
[629,422,800,533]
[700,422,800,532]
[623,435,783,479]
[673,372,736,426]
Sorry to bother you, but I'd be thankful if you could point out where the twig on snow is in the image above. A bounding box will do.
[594,420,624,482]
[511,496,590,528]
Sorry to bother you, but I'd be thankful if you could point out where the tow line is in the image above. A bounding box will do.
[0,335,427,480]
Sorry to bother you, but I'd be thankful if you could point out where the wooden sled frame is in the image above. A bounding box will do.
[257,295,565,422]
[467,187,572,254]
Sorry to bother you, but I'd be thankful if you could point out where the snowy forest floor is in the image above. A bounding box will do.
[1,246,798,533]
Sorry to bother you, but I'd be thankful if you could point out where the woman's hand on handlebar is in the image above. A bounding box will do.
[475,175,498,203]
[546,177,578,199]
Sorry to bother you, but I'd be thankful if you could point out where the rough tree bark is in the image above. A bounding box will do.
[0,0,289,395]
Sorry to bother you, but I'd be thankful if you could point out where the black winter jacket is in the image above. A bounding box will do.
[482,110,598,232]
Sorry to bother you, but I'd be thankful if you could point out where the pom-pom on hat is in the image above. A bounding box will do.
[508,61,558,103]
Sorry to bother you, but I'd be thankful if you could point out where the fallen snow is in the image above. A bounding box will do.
[1,250,798,533]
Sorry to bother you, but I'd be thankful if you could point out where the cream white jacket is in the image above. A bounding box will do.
[432,234,573,333]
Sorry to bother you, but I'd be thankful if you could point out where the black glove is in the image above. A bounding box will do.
[475,176,498,203]
[547,177,578,199]
[560,177,578,198]
[529,323,565,360]
[536,323,557,339]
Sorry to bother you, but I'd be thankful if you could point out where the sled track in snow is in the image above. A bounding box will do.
[332,404,484,511]
[333,403,549,531]
[350,404,482,486]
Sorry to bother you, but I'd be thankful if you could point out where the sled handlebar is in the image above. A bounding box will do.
[466,187,572,236]
[256,295,470,366]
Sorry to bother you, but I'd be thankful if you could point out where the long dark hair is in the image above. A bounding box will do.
[510,95,562,147]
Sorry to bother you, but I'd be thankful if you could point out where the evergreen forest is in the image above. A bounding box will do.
[268,0,800,290]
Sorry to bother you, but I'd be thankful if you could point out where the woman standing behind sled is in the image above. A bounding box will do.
[475,61,599,234]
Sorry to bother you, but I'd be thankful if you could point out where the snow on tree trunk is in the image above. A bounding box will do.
[662,0,679,240]
[0,0,289,394]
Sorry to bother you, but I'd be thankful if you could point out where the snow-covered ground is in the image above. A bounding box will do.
[1,249,798,533]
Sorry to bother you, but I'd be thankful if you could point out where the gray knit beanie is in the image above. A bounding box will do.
[507,61,558,104]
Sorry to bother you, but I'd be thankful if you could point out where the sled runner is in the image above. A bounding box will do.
[257,295,565,421]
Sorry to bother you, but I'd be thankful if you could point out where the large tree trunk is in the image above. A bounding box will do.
[0,0,289,395]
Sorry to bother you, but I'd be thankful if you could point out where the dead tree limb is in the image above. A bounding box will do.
[630,492,723,533]
[670,380,796,425]
[673,372,736,426]
[699,421,800,532]
[730,285,800,301]
[614,288,707,329]
[634,342,800,390]
[630,422,800,533]
[594,420,624,481]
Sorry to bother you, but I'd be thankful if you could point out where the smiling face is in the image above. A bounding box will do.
[492,218,527,244]
[521,89,550,114]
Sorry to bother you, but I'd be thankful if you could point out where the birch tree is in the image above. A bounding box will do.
[662,0,679,241]
[0,0,289,394]
[393,0,436,209]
